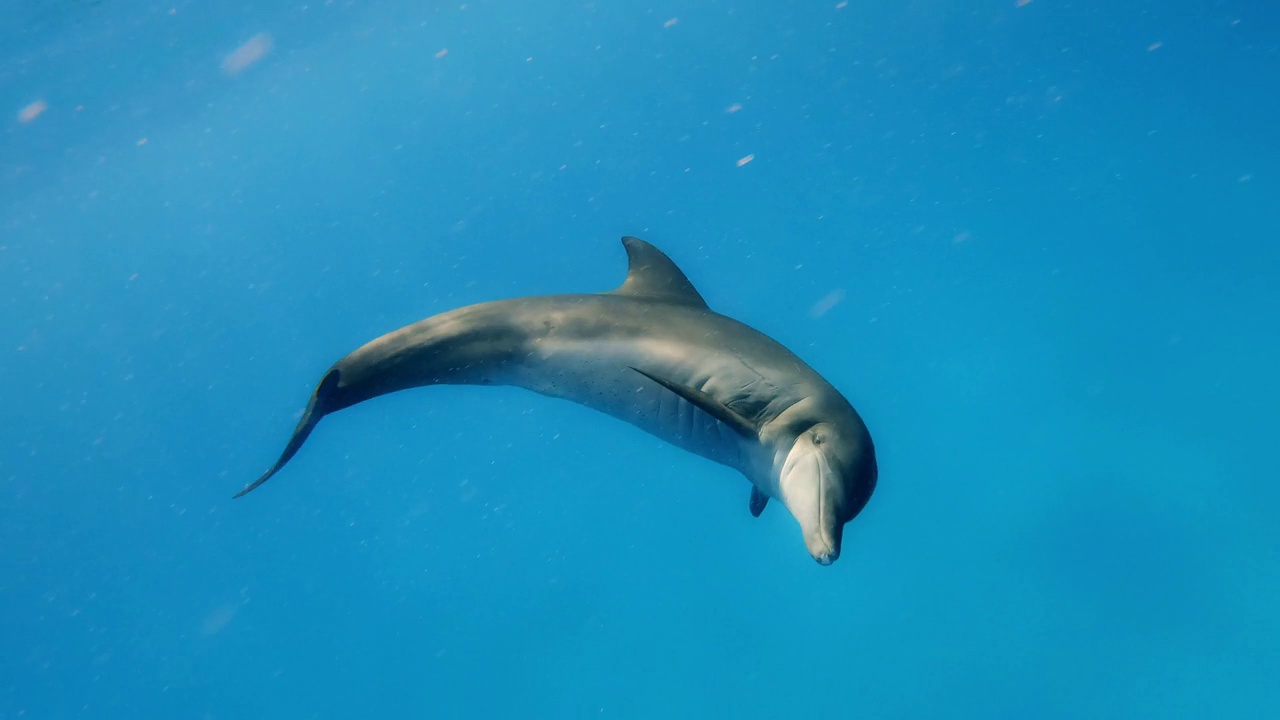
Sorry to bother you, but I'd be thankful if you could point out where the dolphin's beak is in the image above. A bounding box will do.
[780,436,847,566]
[804,524,842,566]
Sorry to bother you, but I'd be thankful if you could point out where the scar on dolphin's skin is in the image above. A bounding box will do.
[240,236,877,565]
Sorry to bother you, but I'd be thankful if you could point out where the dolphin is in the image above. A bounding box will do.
[238,236,877,565]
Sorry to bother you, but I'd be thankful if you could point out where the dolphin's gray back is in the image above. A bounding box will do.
[347,292,846,476]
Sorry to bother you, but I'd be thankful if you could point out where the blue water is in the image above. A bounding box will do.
[3,1,1278,717]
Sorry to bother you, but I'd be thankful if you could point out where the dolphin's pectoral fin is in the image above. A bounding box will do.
[628,366,757,439]
[234,368,342,499]
[749,486,769,517]
[610,237,710,309]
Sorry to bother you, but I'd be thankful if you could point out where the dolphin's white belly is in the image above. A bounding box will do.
[501,337,752,474]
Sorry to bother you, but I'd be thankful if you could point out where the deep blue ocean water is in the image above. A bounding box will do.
[3,1,1278,717]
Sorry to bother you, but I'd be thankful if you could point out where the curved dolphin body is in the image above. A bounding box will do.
[239,237,877,565]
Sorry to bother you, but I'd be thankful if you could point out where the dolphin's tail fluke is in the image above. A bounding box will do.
[234,368,342,498]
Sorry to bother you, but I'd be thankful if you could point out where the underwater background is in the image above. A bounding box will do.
[2,1,1278,717]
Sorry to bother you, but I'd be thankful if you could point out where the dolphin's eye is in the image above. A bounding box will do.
[812,431,826,445]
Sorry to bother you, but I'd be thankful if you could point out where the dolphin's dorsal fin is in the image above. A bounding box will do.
[749,486,769,517]
[610,236,709,308]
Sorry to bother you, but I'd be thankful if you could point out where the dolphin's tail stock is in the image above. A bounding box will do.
[234,368,343,498]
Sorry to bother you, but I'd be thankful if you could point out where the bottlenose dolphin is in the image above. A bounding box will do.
[238,237,877,565]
